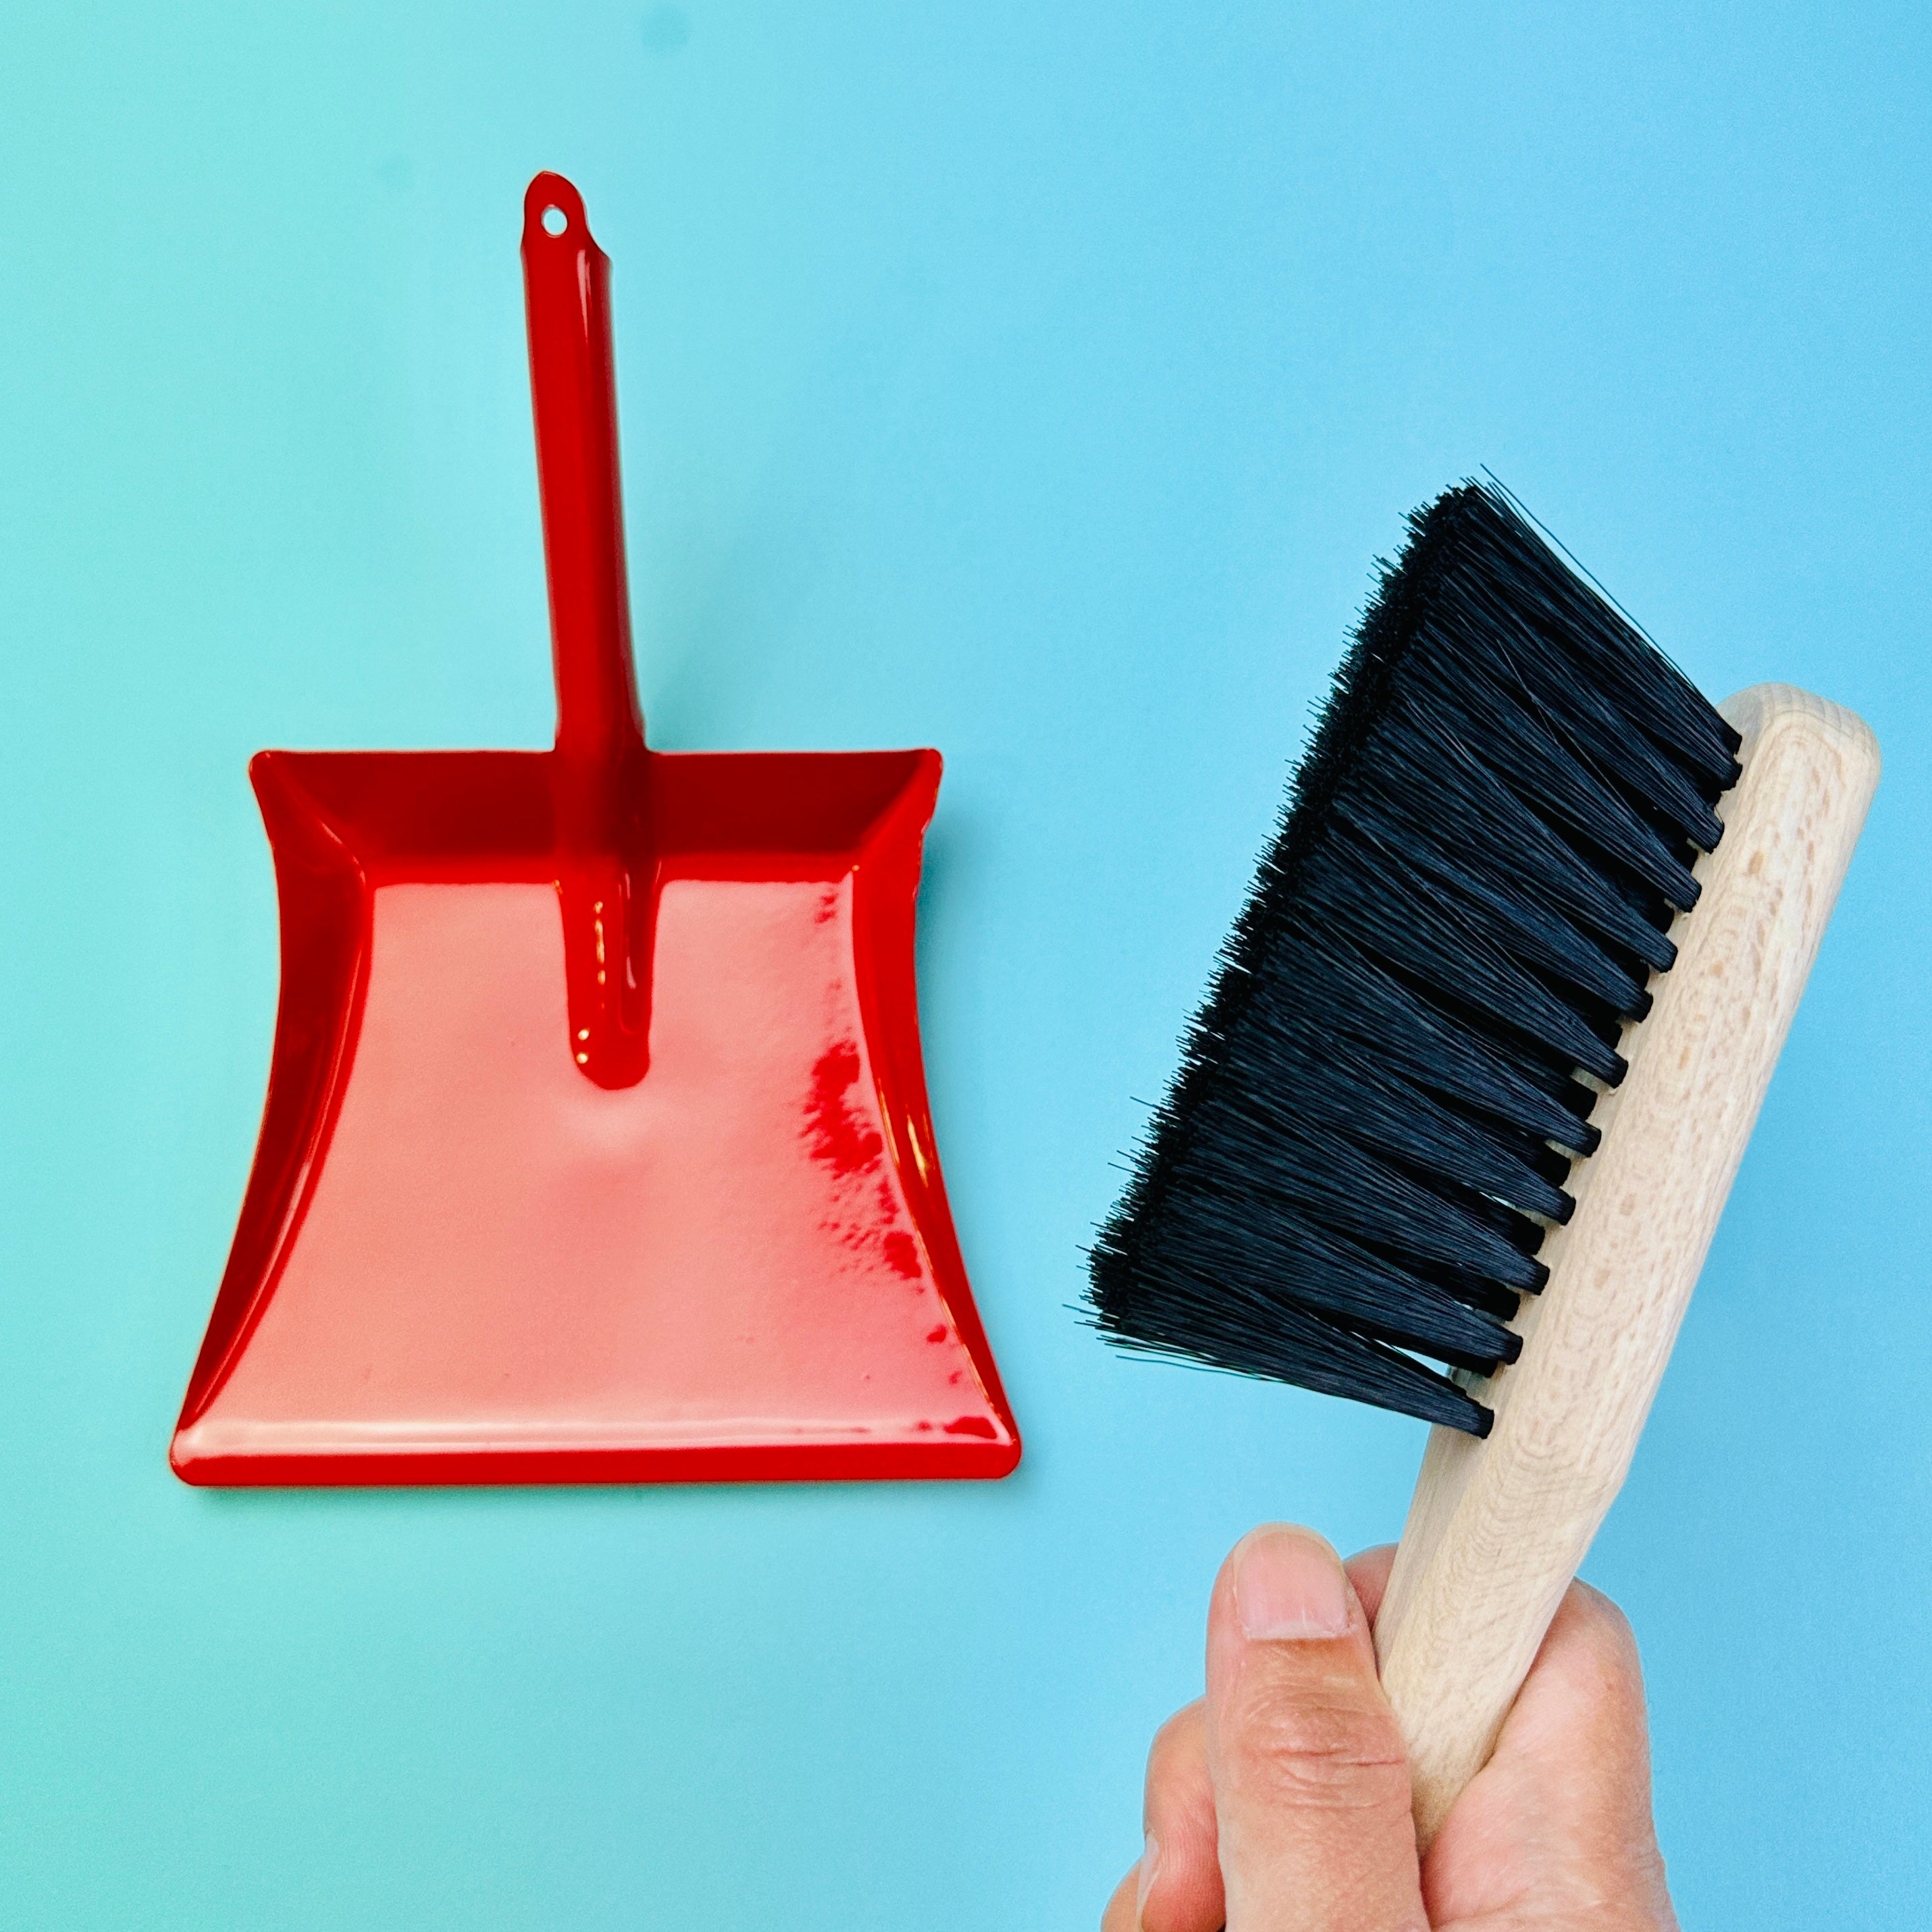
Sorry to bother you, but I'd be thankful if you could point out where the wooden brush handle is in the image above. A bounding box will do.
[1373,682,1880,1850]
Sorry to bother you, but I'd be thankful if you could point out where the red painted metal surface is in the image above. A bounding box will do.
[171,174,1018,1484]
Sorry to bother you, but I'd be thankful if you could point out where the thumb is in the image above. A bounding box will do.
[1205,1525,1427,1932]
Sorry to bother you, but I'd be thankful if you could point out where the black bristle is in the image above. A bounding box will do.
[1087,481,1740,1435]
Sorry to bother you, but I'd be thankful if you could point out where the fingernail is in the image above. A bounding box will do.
[1136,1833,1159,1916]
[1234,1528,1351,1640]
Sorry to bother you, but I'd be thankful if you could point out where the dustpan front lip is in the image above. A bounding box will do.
[169,1434,1022,1487]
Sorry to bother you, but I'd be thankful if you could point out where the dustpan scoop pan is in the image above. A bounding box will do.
[172,174,1020,1485]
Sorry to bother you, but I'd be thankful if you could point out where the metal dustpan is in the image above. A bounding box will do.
[172,174,1020,1485]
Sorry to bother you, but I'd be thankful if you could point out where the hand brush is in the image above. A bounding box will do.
[1089,480,1879,1844]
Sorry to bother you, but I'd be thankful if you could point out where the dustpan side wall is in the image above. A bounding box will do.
[175,760,372,1432]
[851,755,1014,1432]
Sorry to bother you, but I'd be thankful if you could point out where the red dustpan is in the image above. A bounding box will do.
[172,174,1020,1485]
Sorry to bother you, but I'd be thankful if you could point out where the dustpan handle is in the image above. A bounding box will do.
[521,172,646,782]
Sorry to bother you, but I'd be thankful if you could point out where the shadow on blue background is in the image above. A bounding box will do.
[0,3,1926,1925]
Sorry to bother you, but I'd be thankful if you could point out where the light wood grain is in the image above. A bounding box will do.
[1372,683,1879,1850]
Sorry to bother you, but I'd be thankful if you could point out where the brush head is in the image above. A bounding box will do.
[1088,482,1743,1434]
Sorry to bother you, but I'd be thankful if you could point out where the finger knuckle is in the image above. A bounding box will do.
[1226,1686,1409,1814]
[1147,1703,1199,1780]
[1569,1585,1645,1691]
[1574,1579,1637,1646]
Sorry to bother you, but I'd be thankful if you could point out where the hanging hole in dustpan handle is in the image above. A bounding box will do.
[521,170,645,781]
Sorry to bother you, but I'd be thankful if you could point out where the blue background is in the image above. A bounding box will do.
[1,3,1927,1925]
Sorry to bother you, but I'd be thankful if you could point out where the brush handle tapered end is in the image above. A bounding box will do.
[1374,683,1880,1850]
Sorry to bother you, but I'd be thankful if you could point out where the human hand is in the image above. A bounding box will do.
[1102,1525,1676,1931]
